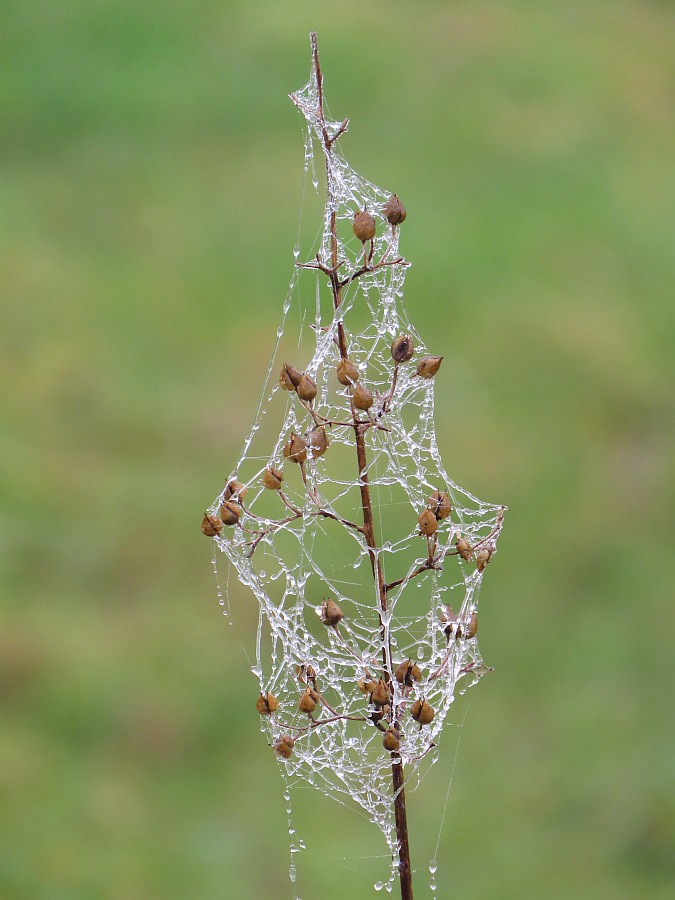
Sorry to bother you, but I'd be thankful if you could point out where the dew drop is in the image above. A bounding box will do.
[374,882,384,892]
[429,859,437,874]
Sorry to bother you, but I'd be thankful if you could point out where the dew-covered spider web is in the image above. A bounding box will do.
[207,34,505,897]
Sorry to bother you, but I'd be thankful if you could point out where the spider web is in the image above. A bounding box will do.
[208,39,505,895]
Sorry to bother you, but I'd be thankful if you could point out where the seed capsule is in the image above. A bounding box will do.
[353,209,376,242]
[428,490,452,520]
[309,426,329,459]
[411,699,435,725]
[383,194,406,226]
[262,467,283,490]
[279,363,303,391]
[283,433,307,464]
[297,374,317,402]
[395,659,422,685]
[218,500,241,526]
[370,679,390,706]
[223,480,248,501]
[256,692,279,715]
[320,598,343,627]
[476,548,491,572]
[337,358,359,385]
[465,609,478,639]
[298,687,319,714]
[391,334,414,363]
[352,382,373,411]
[201,513,223,537]
[383,728,400,752]
[456,536,473,561]
[358,678,378,695]
[273,735,295,759]
[418,508,438,536]
[295,664,317,685]
[416,356,443,379]
[443,606,461,640]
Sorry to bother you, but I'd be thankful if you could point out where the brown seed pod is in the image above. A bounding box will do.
[395,659,422,685]
[370,679,390,706]
[320,598,343,627]
[201,513,223,537]
[383,728,401,752]
[223,480,248,501]
[337,358,359,385]
[273,735,295,759]
[416,356,443,379]
[411,699,435,726]
[297,373,317,402]
[391,334,414,363]
[418,508,438,536]
[295,664,317,685]
[219,500,241,526]
[309,426,329,459]
[352,382,373,411]
[256,692,279,715]
[279,362,303,391]
[353,208,376,242]
[476,548,492,572]
[357,678,378,695]
[456,536,473,561]
[383,194,406,226]
[465,609,478,639]
[283,433,307,464]
[443,606,462,640]
[262,467,283,490]
[428,489,452,520]
[298,687,319,714]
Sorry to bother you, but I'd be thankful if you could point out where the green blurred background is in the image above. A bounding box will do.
[2,1,673,897]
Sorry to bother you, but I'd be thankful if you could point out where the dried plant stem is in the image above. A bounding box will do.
[309,32,414,900]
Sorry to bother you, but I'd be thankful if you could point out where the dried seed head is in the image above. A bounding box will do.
[352,382,373,411]
[353,208,376,242]
[273,735,295,759]
[395,659,422,685]
[383,728,401,752]
[383,194,406,226]
[218,500,241,526]
[465,609,478,639]
[337,358,359,385]
[411,699,435,725]
[297,373,317,402]
[262,467,284,490]
[320,598,343,627]
[418,508,438,536]
[298,687,319,714]
[476,548,492,572]
[309,425,329,458]
[456,536,473,561]
[279,362,303,391]
[443,606,461,640]
[256,692,279,715]
[428,489,452,520]
[357,678,378,695]
[223,479,248,501]
[283,433,307,464]
[416,356,443,379]
[370,679,390,706]
[391,334,414,363]
[295,664,317,684]
[201,512,223,537]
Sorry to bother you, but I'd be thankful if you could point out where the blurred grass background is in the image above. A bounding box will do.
[1,1,674,897]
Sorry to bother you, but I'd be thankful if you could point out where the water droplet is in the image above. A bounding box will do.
[259,570,266,578]
[289,864,297,883]
[374,882,384,892]
[429,859,437,874]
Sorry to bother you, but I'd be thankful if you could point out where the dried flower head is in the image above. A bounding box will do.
[298,686,320,714]
[352,382,373,411]
[428,490,452,520]
[336,358,359,385]
[395,659,422,686]
[391,334,414,363]
[476,548,492,572]
[442,606,461,640]
[465,609,478,639]
[383,194,406,226]
[273,735,295,759]
[383,728,401,752]
[219,500,241,526]
[283,433,308,464]
[262,467,284,490]
[418,508,438,536]
[309,425,329,459]
[411,699,435,726]
[357,678,378,695]
[223,480,248,501]
[416,356,443,379]
[456,536,473,561]
[256,692,280,715]
[279,362,303,391]
[297,373,318,402]
[353,208,376,242]
[319,598,343,627]
[370,679,390,707]
[201,512,223,537]
[295,664,317,685]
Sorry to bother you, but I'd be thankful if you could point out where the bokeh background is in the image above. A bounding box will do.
[2,1,674,898]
